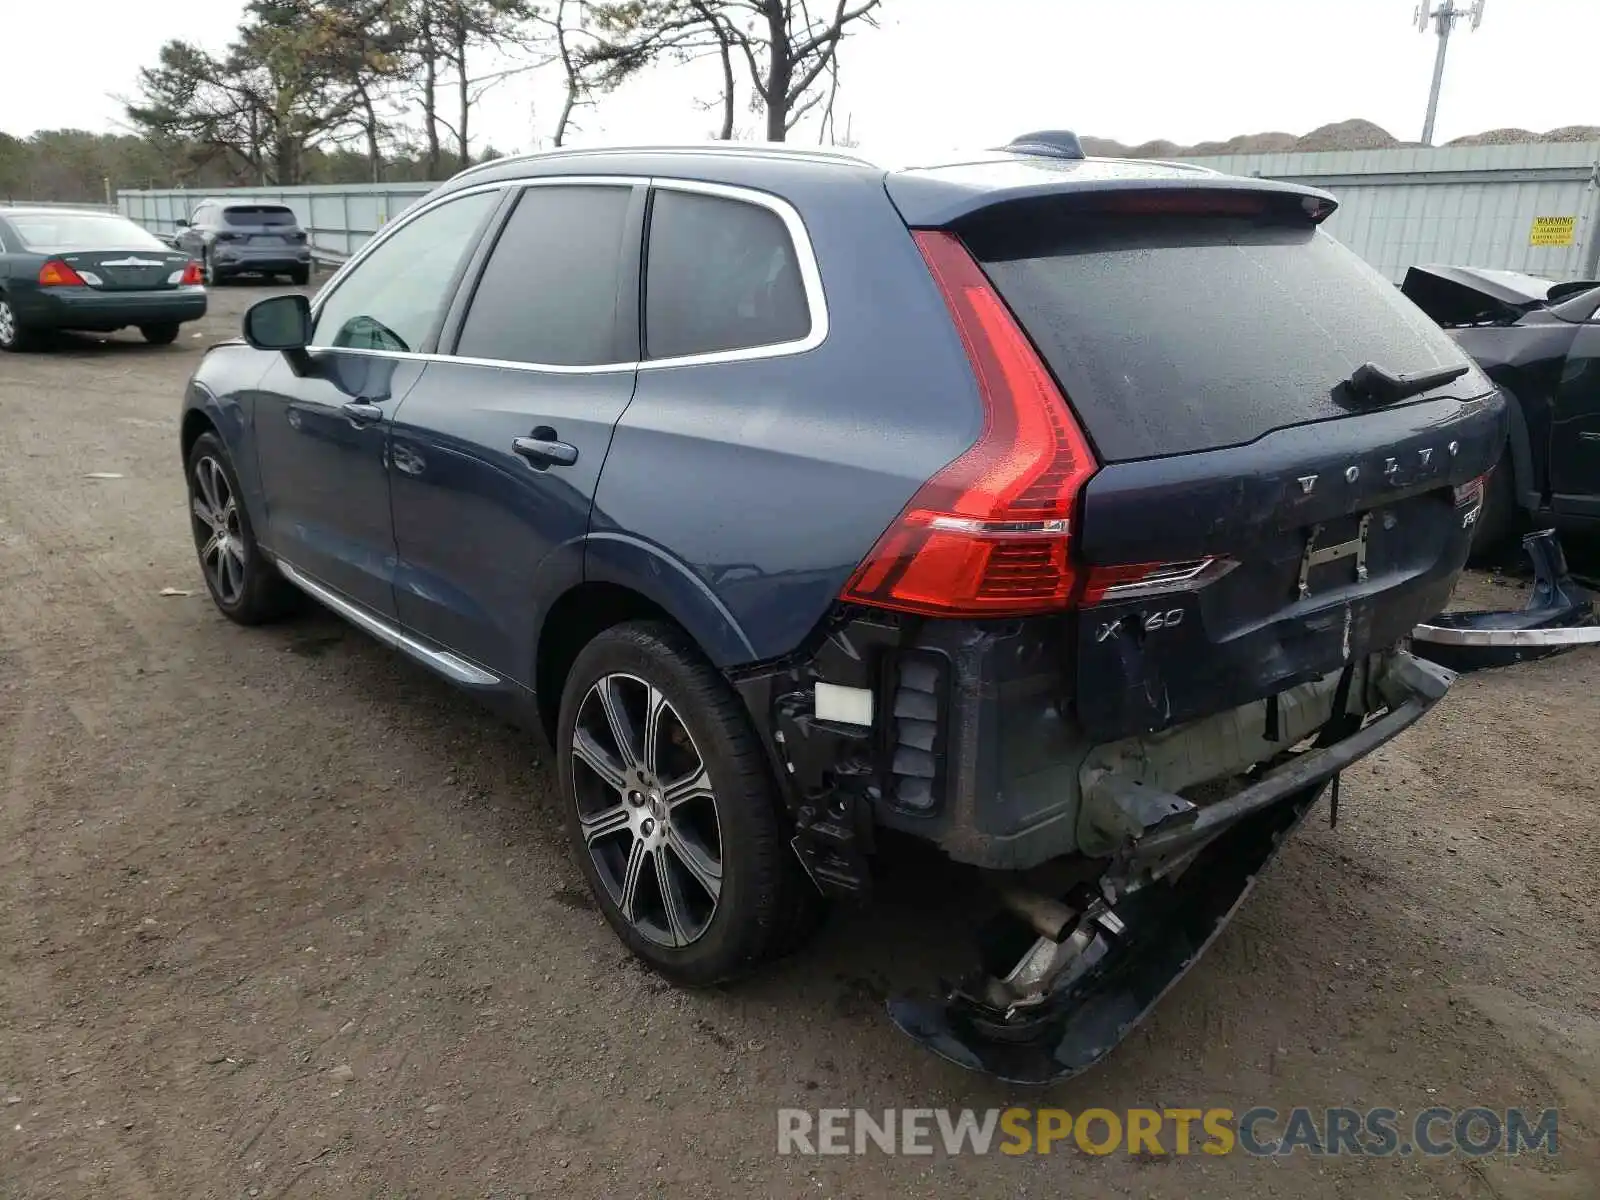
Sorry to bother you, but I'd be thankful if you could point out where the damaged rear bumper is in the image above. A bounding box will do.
[887,650,1454,1084]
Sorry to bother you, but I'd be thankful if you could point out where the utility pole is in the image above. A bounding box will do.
[1416,0,1486,146]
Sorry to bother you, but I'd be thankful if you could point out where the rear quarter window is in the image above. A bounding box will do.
[644,188,810,360]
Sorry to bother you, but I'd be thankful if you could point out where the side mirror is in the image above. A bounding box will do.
[175,218,190,229]
[244,294,312,350]
[243,294,314,374]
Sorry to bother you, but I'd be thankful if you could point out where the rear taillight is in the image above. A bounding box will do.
[1454,470,1489,526]
[839,230,1099,617]
[1081,557,1238,605]
[180,260,203,286]
[1454,471,1489,508]
[38,259,86,287]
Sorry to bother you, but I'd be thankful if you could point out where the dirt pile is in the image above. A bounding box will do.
[1084,119,1600,158]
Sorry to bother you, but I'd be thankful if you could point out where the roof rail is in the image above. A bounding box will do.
[448,140,876,183]
[1001,130,1086,161]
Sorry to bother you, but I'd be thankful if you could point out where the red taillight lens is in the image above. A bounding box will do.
[38,259,86,287]
[181,260,203,285]
[839,230,1099,617]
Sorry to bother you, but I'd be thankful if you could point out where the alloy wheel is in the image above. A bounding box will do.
[190,455,247,605]
[0,300,16,348]
[570,672,724,948]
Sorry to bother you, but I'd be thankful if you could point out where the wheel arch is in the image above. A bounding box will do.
[1489,375,1542,511]
[535,536,763,744]
[534,581,675,743]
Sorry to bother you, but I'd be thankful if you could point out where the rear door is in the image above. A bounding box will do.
[251,187,502,616]
[387,180,642,683]
[955,192,1505,737]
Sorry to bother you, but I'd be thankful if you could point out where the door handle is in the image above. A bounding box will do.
[512,429,579,468]
[341,401,384,428]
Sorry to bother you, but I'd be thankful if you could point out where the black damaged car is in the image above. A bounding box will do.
[1402,264,1600,558]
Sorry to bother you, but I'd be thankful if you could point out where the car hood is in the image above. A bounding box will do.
[1400,264,1565,327]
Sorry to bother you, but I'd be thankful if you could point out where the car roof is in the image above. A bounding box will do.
[0,206,126,217]
[450,139,1224,185]
[443,139,1332,228]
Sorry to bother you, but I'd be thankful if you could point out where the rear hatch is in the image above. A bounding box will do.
[220,205,304,250]
[905,179,1506,739]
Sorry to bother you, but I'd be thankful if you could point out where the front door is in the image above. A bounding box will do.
[388,182,642,683]
[1550,322,1600,515]
[250,187,503,616]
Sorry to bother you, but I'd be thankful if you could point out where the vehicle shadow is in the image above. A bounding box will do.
[253,604,1009,1033]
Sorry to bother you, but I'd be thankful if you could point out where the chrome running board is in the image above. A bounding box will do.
[276,560,500,688]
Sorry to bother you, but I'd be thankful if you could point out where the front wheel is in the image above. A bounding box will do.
[185,432,298,624]
[557,621,823,985]
[140,323,180,345]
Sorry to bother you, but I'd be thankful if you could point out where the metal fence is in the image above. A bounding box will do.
[1183,140,1600,282]
[114,140,1600,282]
[117,183,436,265]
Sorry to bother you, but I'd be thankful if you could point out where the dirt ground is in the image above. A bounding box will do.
[1,281,1597,1199]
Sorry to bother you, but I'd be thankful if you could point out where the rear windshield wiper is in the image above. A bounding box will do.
[1343,361,1469,404]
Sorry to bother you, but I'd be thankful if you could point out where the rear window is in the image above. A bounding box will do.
[7,213,168,253]
[644,189,810,360]
[966,208,1476,462]
[224,206,298,227]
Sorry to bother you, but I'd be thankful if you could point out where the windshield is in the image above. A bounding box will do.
[8,213,170,253]
[224,207,298,227]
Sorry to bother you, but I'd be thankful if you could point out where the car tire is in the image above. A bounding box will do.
[557,620,824,986]
[0,294,38,353]
[202,251,222,287]
[290,266,311,287]
[1468,448,1521,565]
[185,432,298,625]
[140,323,180,346]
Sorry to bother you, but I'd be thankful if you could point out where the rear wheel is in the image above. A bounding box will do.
[140,323,180,346]
[557,620,822,985]
[186,432,298,624]
[0,295,38,352]
[290,266,311,287]
[201,250,222,286]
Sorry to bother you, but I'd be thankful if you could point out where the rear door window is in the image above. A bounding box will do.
[644,188,811,360]
[453,184,634,366]
[965,204,1478,462]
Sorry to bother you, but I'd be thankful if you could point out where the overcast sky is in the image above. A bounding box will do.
[5,0,1598,156]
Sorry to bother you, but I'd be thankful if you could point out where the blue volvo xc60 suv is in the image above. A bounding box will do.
[179,135,1505,1081]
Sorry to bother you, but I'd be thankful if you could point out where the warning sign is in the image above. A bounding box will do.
[1530,216,1577,247]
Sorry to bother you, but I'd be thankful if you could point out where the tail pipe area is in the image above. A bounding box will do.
[886,652,1454,1085]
